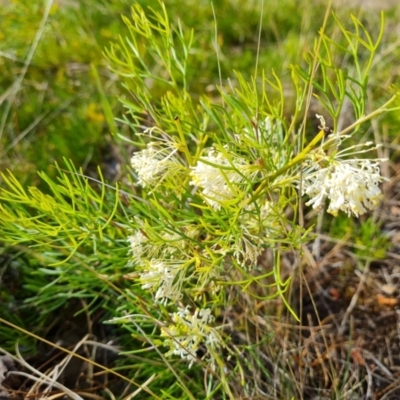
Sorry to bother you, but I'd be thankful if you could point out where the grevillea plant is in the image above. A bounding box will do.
[106,4,396,377]
[0,3,398,398]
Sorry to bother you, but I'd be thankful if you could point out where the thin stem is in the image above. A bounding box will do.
[253,129,326,200]
[0,0,54,141]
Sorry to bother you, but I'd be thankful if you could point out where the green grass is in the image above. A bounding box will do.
[0,0,130,183]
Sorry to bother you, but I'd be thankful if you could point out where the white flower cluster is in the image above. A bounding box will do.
[128,229,188,304]
[223,201,282,267]
[130,141,180,188]
[139,260,183,304]
[161,307,221,368]
[128,226,224,366]
[232,230,263,267]
[303,141,387,217]
[190,148,256,210]
[127,230,149,263]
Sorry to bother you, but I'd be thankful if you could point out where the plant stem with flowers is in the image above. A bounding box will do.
[103,6,400,386]
[0,3,399,398]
